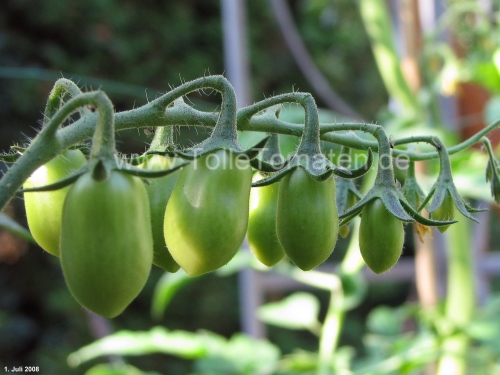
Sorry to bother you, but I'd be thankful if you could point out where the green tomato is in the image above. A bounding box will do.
[359,198,404,274]
[139,155,180,273]
[60,170,153,318]
[247,173,285,267]
[338,225,350,238]
[164,149,252,276]
[24,149,87,256]
[430,192,455,233]
[276,167,339,271]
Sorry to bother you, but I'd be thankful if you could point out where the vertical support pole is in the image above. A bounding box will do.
[221,0,264,338]
[221,0,251,107]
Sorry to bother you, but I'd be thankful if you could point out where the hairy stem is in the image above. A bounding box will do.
[2,76,500,213]
[0,91,112,211]
[44,78,85,123]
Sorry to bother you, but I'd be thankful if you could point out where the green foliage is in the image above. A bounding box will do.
[258,293,322,334]
[68,328,208,366]
[69,328,281,375]
[296,0,386,114]
[85,364,161,375]
[1,0,222,84]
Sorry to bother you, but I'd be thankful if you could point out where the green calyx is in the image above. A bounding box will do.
[401,161,426,210]
[338,131,458,228]
[251,94,351,187]
[482,137,500,203]
[420,137,485,223]
[336,177,362,216]
[335,147,363,215]
[249,133,288,174]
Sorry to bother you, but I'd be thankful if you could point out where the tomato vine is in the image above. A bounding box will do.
[1,74,500,317]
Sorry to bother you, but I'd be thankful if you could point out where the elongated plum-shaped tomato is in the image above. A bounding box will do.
[248,173,285,266]
[24,149,87,256]
[276,167,339,270]
[139,155,180,272]
[164,149,252,276]
[359,198,404,274]
[60,169,153,318]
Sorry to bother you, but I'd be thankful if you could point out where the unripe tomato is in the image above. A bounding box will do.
[339,225,350,238]
[60,170,153,318]
[430,192,454,233]
[359,198,404,274]
[247,173,285,266]
[24,149,87,256]
[276,167,339,271]
[139,155,180,273]
[164,149,252,276]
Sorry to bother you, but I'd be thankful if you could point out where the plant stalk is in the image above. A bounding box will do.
[436,209,475,375]
[358,0,422,119]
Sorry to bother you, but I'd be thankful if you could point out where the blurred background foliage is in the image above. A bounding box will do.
[0,0,385,150]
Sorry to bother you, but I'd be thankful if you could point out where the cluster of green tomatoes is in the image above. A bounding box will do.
[21,141,413,319]
[17,77,472,320]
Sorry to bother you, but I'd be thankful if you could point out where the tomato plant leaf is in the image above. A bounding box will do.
[257,292,321,332]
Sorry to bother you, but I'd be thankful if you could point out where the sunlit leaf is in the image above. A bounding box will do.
[289,268,339,291]
[195,333,280,375]
[465,319,500,342]
[68,327,209,367]
[70,328,280,375]
[257,292,321,331]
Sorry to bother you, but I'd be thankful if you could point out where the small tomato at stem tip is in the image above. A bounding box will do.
[359,198,404,274]
[339,225,350,238]
[430,192,455,233]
